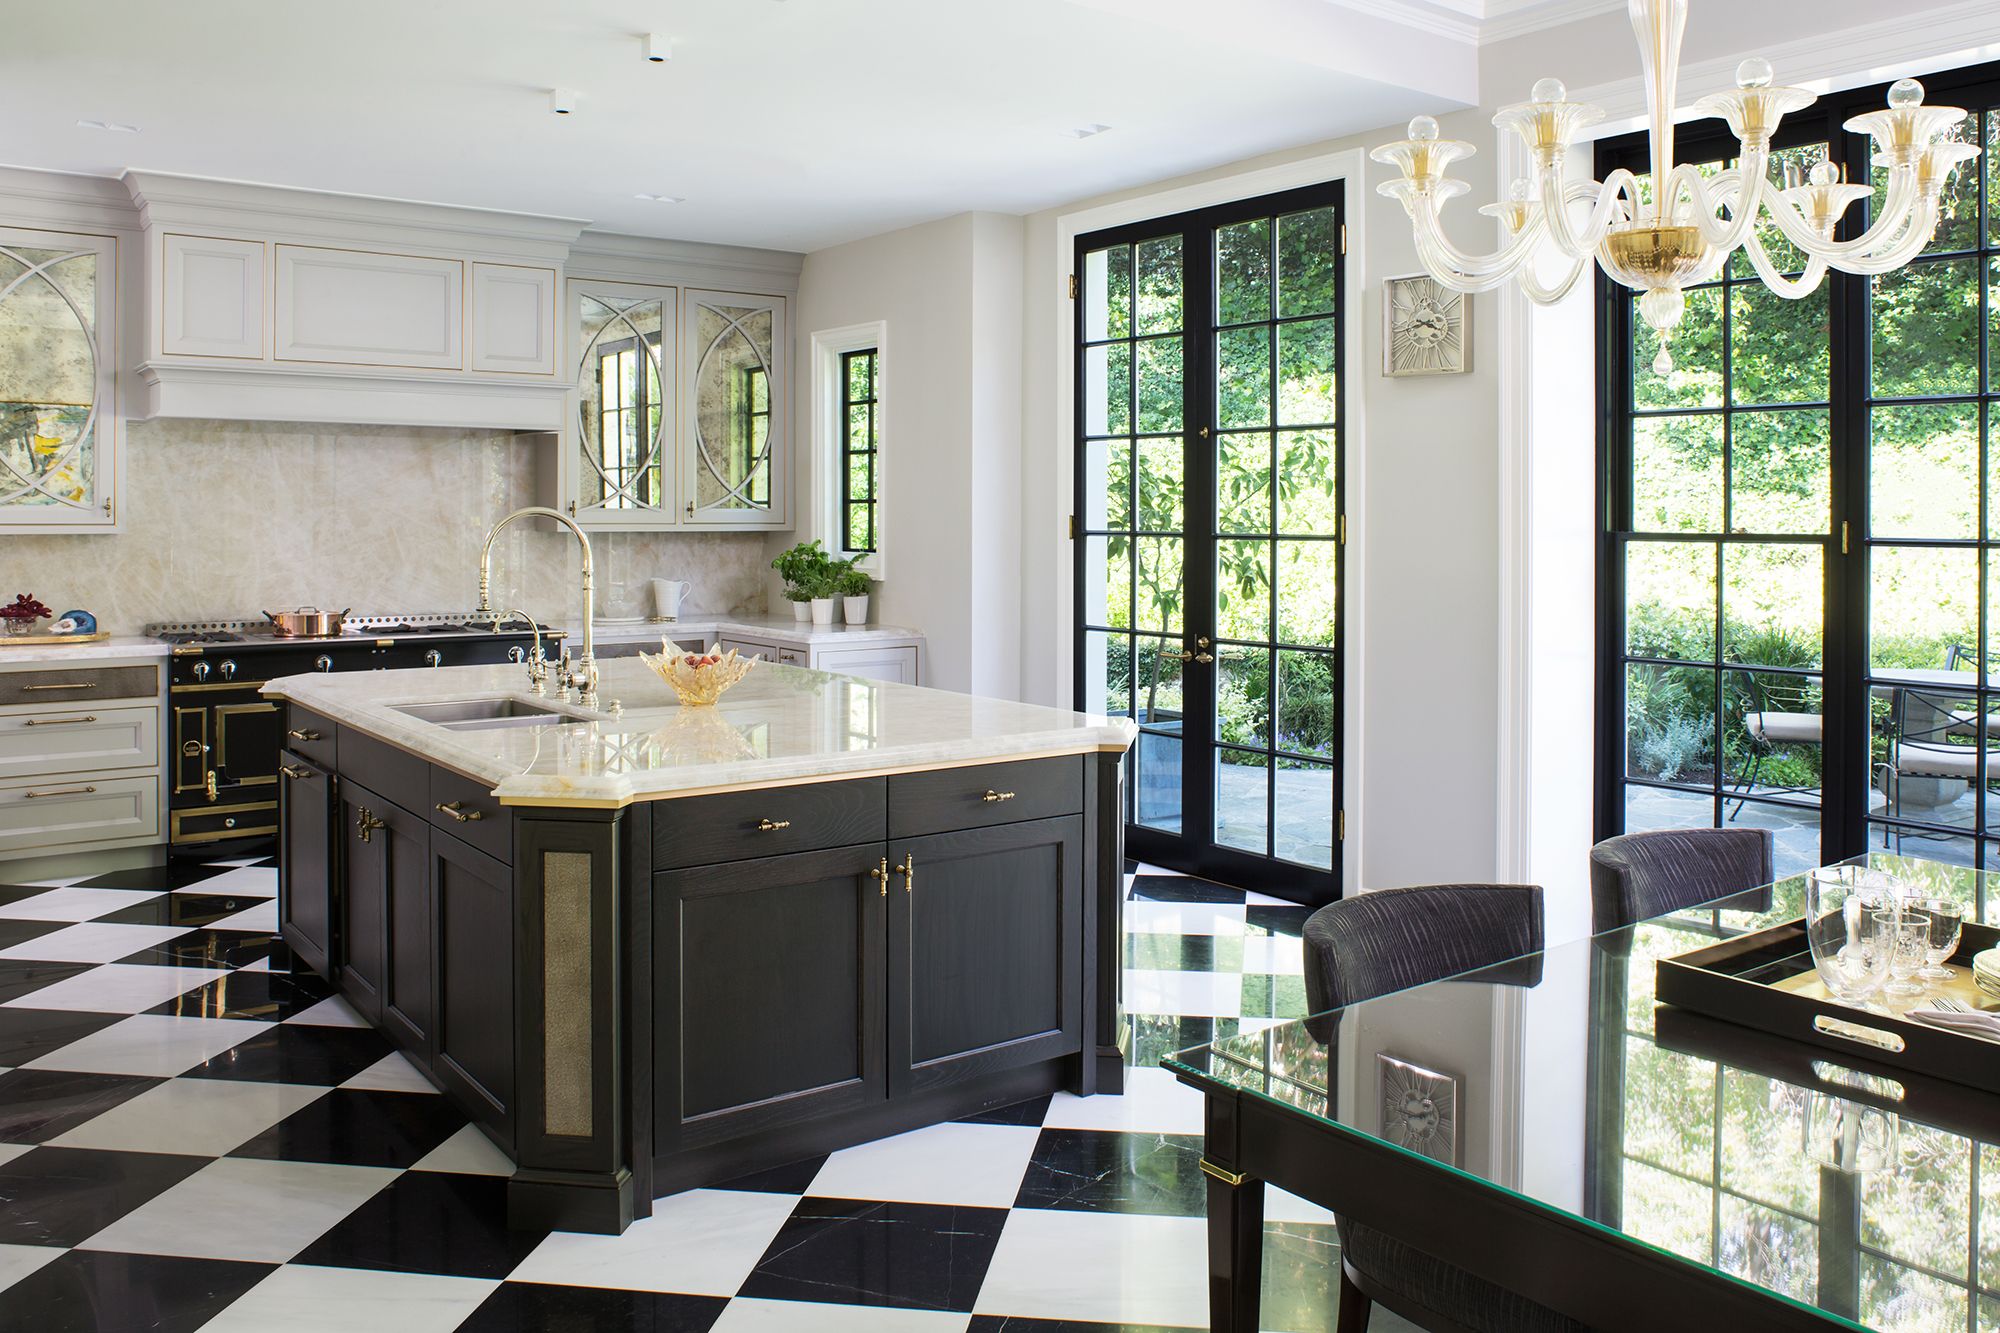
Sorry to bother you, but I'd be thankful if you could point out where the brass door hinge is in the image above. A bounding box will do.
[1338,514,1347,545]
[1340,224,1349,255]
[1840,520,1849,555]
[1067,273,1078,299]
[1338,809,1346,841]
[1068,513,1079,539]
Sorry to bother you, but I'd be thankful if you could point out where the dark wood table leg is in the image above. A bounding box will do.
[1203,1159,1265,1333]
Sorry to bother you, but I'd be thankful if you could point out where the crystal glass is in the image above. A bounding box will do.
[1801,1091,1900,1174]
[1805,866,1895,1003]
[1911,895,1965,982]
[1879,909,1929,999]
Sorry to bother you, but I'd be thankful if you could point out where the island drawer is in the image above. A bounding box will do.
[428,767,512,863]
[887,757,1083,839]
[653,778,887,871]
[283,705,338,769]
[337,725,427,815]
[0,665,159,708]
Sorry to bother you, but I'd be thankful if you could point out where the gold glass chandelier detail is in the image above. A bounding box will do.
[1372,0,1977,373]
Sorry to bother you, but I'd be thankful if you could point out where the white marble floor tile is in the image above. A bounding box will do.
[974,1210,1208,1328]
[1041,1066,1206,1135]
[4,963,229,1015]
[191,864,278,895]
[1242,931,1305,975]
[25,1013,266,1076]
[195,1264,498,1333]
[711,1299,971,1332]
[81,1158,400,1264]
[1127,863,1186,878]
[1123,968,1242,1019]
[410,1123,515,1176]
[205,900,278,933]
[0,1242,62,1294]
[806,1122,1041,1208]
[0,922,190,964]
[283,995,370,1028]
[51,1077,327,1156]
[339,1051,437,1094]
[201,857,270,869]
[0,887,164,922]
[510,1188,799,1295]
[1125,900,1247,937]
[1243,888,1297,907]
[0,1143,31,1168]
[237,956,275,972]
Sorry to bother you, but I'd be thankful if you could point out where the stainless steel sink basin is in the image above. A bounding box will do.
[392,696,593,731]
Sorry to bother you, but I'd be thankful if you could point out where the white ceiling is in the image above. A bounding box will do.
[3,0,1592,253]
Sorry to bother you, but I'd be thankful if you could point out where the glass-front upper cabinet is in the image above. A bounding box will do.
[568,279,677,528]
[681,289,787,528]
[0,228,118,532]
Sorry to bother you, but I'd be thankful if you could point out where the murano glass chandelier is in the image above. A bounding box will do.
[1372,0,1978,373]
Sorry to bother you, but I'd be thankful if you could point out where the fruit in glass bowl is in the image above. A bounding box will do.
[639,643,757,706]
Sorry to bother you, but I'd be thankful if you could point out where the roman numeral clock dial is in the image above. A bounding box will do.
[1384,274,1468,376]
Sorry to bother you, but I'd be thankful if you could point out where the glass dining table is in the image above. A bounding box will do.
[1164,852,2000,1333]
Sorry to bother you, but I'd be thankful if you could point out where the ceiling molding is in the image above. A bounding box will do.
[1478,0,1624,44]
[1324,0,1625,47]
[1323,0,1480,44]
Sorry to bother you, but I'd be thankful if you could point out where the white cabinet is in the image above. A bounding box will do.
[0,226,119,532]
[682,290,787,529]
[161,234,264,358]
[274,244,464,370]
[0,658,165,861]
[814,645,919,685]
[470,262,557,375]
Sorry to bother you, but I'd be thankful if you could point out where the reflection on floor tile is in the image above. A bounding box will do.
[0,1145,206,1246]
[737,1197,1009,1313]
[0,1248,272,1333]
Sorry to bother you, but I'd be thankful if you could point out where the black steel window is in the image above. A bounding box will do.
[841,348,879,554]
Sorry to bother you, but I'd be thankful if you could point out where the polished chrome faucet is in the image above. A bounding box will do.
[476,507,598,707]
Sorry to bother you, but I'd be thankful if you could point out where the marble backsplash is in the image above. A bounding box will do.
[0,419,774,635]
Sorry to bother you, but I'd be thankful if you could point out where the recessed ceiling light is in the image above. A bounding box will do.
[77,119,141,133]
[550,89,580,116]
[644,33,672,62]
[634,193,684,204]
[1065,123,1112,140]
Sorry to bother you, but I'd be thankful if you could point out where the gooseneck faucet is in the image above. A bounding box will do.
[476,506,597,707]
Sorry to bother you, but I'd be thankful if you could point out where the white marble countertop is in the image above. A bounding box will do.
[0,635,170,665]
[263,658,1131,807]
[583,615,924,647]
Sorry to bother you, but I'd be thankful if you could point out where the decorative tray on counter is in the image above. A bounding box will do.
[1656,917,2000,1097]
[0,630,109,647]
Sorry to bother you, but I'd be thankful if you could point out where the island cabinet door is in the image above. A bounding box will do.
[337,784,387,1023]
[655,844,887,1152]
[278,749,336,979]
[432,829,515,1145]
[888,815,1083,1096]
[356,790,435,1064]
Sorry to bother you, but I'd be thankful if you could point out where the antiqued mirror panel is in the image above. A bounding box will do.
[575,290,669,514]
[0,237,104,519]
[691,298,776,516]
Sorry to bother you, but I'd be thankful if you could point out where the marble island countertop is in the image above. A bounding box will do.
[580,614,923,646]
[263,658,1134,807]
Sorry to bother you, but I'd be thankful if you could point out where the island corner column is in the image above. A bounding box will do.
[1084,746,1127,1096]
[505,802,654,1234]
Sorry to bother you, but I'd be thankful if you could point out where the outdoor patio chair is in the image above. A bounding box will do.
[1876,683,2000,848]
[1732,671,1821,819]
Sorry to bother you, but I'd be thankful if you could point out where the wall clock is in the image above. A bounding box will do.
[1384,274,1469,377]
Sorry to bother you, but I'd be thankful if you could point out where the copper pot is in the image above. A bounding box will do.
[263,606,350,638]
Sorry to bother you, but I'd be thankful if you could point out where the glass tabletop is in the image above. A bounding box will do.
[1162,852,2000,1332]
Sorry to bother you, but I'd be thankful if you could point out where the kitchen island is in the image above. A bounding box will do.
[263,656,1134,1234]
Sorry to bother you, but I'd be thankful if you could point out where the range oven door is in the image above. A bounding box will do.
[170,683,282,847]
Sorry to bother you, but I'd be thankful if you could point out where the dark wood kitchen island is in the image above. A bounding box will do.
[263,657,1134,1234]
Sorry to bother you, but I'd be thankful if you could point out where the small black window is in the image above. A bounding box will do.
[840,349,880,554]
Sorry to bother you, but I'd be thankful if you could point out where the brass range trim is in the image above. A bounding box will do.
[172,822,280,845]
[172,680,273,694]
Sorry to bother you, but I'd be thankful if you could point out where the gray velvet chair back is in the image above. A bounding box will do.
[1587,828,1774,936]
[1303,884,1545,1018]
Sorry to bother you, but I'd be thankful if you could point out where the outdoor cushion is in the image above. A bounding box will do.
[1745,711,1821,745]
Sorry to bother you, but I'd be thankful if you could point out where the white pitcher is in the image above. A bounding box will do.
[650,578,692,621]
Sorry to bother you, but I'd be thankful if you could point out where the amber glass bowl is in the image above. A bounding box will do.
[638,643,757,706]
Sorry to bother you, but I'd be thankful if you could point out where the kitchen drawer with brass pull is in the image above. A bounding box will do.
[427,766,510,862]
[25,784,96,799]
[0,705,159,783]
[653,777,887,871]
[287,728,323,743]
[281,764,313,780]
[0,665,157,706]
[0,773,159,856]
[888,757,1083,839]
[435,801,484,823]
[283,706,338,767]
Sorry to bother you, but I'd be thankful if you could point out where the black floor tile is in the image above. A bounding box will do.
[0,918,66,951]
[1246,904,1313,936]
[113,928,286,971]
[292,1170,545,1279]
[1014,1129,1207,1217]
[0,958,92,1005]
[968,1318,1199,1332]
[228,1087,466,1167]
[957,1095,1054,1127]
[459,1283,729,1332]
[95,893,257,928]
[713,1153,828,1193]
[0,1068,162,1143]
[739,1197,1008,1312]
[0,1008,123,1067]
[182,1022,391,1085]
[0,884,65,908]
[72,864,229,893]
[1128,876,1246,906]
[0,1146,206,1246]
[145,970,330,1022]
[0,1249,273,1333]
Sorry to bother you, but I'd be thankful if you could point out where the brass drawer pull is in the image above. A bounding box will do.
[983,789,1016,803]
[280,764,311,780]
[757,818,792,831]
[23,715,98,726]
[869,856,888,897]
[24,784,96,799]
[23,682,96,691]
[435,801,484,823]
[287,728,322,742]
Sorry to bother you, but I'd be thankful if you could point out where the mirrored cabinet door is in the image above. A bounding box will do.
[569,279,677,527]
[682,289,787,527]
[0,228,118,531]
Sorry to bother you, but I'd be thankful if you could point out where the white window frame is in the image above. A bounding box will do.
[810,320,888,577]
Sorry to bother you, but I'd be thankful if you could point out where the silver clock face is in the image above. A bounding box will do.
[1388,278,1466,375]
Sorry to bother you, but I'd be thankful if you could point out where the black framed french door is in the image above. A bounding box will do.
[1073,181,1345,905]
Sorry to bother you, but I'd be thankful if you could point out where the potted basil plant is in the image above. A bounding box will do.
[836,563,871,626]
[772,540,832,623]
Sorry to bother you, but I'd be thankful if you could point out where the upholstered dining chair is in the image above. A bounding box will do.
[1301,884,1584,1333]
[1586,827,1774,935]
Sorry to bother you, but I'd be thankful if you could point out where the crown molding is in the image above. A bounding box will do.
[568,229,805,292]
[1324,0,1623,47]
[1325,0,1480,44]
[1478,0,1624,43]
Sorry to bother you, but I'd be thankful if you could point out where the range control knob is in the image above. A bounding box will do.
[191,661,210,681]
[424,649,443,668]
[314,655,333,673]
[507,646,527,664]
[219,660,237,681]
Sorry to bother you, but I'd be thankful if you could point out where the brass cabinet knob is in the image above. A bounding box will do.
[435,801,483,823]
[757,818,792,831]
[983,790,1016,803]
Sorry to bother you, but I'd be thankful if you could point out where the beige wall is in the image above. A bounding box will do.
[1,419,771,635]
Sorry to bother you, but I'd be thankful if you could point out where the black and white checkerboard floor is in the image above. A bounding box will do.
[0,856,1412,1332]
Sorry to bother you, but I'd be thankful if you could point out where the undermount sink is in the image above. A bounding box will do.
[392,696,596,731]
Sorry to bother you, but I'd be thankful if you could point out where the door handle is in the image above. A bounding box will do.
[894,854,914,894]
[757,818,792,831]
[206,769,220,801]
[287,728,321,742]
[869,857,888,897]
[983,790,1016,803]
[22,682,95,691]
[434,801,484,823]
[279,764,311,781]
[23,785,96,799]
[23,715,97,726]
[357,807,385,843]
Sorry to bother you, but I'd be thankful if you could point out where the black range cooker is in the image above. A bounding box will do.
[153,612,557,853]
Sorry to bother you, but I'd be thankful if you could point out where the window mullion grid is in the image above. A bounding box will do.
[1717,261,1737,828]
[1265,221,1280,857]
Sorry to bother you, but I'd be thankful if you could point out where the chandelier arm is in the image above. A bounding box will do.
[1739,231,1830,297]
[1412,227,1537,293]
[1669,155,1768,256]
[1825,197,1944,274]
[1409,194,1549,287]
[1519,252,1592,305]
[1538,169,1640,261]
[1764,168,1922,263]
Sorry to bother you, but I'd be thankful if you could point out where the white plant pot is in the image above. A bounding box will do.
[842,595,869,626]
[810,597,836,626]
[791,600,812,622]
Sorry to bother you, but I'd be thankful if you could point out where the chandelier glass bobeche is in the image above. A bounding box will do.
[1373,0,1977,373]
